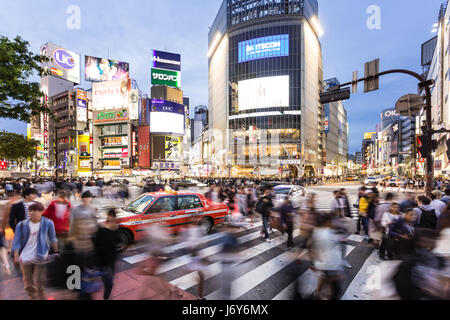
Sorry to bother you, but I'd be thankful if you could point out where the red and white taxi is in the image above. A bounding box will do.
[112,190,230,250]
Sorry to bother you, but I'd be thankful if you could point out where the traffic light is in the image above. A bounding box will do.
[319,88,351,104]
[417,134,437,158]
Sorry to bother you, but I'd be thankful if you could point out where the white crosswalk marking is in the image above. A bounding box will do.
[170,229,301,290]
[272,245,356,300]
[124,227,263,269]
[206,234,306,300]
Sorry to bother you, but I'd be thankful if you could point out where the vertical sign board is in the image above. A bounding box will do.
[76,90,88,122]
[324,103,330,133]
[138,126,150,168]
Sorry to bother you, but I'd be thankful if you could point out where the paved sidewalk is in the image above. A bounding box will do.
[0,259,197,300]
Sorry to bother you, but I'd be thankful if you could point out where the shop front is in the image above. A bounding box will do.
[93,109,133,177]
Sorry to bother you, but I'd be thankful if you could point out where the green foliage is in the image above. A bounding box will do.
[0,131,39,168]
[0,35,51,122]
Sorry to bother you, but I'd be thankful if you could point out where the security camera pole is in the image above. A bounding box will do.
[319,58,449,196]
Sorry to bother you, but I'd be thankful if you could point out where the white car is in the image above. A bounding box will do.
[389,178,398,187]
[273,185,308,209]
[364,177,378,185]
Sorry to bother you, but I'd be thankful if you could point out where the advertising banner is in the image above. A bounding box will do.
[151,50,181,71]
[238,75,289,111]
[129,89,139,120]
[138,126,150,167]
[78,134,91,171]
[364,132,376,140]
[324,103,330,133]
[40,42,81,84]
[151,68,181,88]
[238,34,289,63]
[92,78,131,110]
[139,98,150,125]
[150,99,185,135]
[165,136,181,161]
[76,90,87,122]
[85,55,129,82]
[94,109,129,124]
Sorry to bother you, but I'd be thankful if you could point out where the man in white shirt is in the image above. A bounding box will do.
[430,190,447,214]
[12,202,58,300]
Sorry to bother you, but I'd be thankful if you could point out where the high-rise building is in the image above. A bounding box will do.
[322,97,349,176]
[48,89,92,177]
[208,0,323,177]
[422,1,450,176]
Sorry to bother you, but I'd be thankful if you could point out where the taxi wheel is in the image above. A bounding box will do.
[117,229,133,252]
[198,217,213,235]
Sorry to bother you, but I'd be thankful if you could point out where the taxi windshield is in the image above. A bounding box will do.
[124,195,155,214]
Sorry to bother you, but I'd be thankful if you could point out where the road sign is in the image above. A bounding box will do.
[352,71,358,94]
[364,58,380,93]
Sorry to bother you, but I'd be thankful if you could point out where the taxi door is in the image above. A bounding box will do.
[173,194,205,232]
[141,195,178,231]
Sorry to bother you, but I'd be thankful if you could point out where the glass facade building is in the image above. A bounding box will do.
[208,0,322,177]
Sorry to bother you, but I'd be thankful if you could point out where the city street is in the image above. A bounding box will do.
[0,182,422,300]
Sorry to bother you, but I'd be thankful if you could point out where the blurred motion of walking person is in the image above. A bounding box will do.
[279,198,295,249]
[256,189,274,242]
[43,191,71,248]
[93,208,120,300]
[388,209,417,259]
[309,213,344,300]
[12,202,58,300]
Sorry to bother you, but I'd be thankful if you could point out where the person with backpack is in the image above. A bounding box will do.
[256,188,274,243]
[413,196,440,230]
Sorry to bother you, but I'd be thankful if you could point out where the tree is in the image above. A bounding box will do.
[0,131,39,171]
[0,35,51,122]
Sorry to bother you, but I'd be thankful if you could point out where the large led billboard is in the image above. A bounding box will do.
[150,99,185,135]
[40,42,81,84]
[92,78,131,110]
[238,34,289,63]
[151,50,181,71]
[151,68,181,88]
[238,75,289,111]
[85,56,129,82]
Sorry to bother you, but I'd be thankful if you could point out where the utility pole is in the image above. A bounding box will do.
[321,65,437,196]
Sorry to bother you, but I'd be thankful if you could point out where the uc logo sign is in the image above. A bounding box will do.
[54,49,75,70]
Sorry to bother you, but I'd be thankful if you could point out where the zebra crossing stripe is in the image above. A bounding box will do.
[272,244,356,300]
[206,232,305,300]
[169,229,300,290]
[123,225,263,267]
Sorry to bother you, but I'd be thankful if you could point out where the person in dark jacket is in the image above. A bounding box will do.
[9,188,38,232]
[256,189,274,242]
[388,209,417,259]
[93,209,120,300]
[279,198,295,248]
[393,228,448,300]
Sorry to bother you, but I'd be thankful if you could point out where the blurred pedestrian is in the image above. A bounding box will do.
[256,189,274,243]
[309,213,344,300]
[379,202,401,260]
[93,208,120,300]
[43,190,71,242]
[413,196,439,230]
[12,202,58,300]
[279,197,295,249]
[9,188,38,232]
[388,209,417,259]
[70,191,97,236]
[393,228,448,300]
